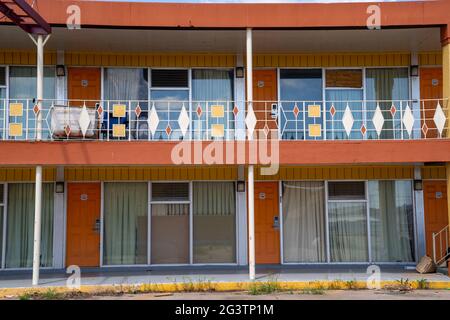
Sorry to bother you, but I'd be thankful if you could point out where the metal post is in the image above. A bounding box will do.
[246,28,255,281]
[32,34,44,286]
[32,165,42,286]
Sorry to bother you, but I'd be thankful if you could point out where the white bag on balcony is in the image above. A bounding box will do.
[50,105,97,139]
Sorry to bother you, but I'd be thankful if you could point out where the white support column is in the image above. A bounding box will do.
[246,28,255,281]
[32,34,48,286]
[32,165,43,286]
[411,52,421,139]
[414,166,426,260]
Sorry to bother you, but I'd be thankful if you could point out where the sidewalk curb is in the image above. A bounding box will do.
[1,280,449,298]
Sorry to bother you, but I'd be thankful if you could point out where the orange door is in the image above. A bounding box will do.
[254,182,280,264]
[68,67,101,107]
[66,183,101,267]
[420,67,443,138]
[423,181,448,258]
[253,70,278,137]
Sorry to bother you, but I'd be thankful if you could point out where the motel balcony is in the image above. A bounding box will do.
[0,98,448,142]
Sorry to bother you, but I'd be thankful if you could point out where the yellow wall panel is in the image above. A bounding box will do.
[252,166,414,181]
[419,52,442,66]
[0,167,56,182]
[422,166,447,180]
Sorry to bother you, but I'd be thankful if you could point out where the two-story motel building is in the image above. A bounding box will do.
[0,0,449,282]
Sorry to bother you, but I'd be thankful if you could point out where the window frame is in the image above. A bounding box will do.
[0,183,6,269]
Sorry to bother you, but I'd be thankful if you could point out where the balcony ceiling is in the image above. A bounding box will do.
[0,26,441,53]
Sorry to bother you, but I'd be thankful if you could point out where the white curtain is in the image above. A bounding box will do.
[282,181,326,262]
[193,182,236,263]
[103,182,148,265]
[5,183,54,268]
[329,202,368,262]
[369,181,414,262]
[103,68,147,102]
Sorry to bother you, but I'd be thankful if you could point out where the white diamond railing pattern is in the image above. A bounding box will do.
[0,98,448,141]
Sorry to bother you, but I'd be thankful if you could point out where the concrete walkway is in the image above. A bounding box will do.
[0,265,448,289]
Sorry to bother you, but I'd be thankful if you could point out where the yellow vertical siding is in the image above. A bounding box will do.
[253,166,415,181]
[419,52,443,66]
[0,51,56,65]
[64,166,239,181]
[0,168,56,182]
[421,166,447,180]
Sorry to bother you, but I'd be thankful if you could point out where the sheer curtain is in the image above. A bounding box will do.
[192,69,234,139]
[325,89,363,140]
[193,182,236,263]
[6,183,54,268]
[369,181,415,262]
[329,202,368,262]
[103,182,148,265]
[282,181,326,262]
[365,68,409,139]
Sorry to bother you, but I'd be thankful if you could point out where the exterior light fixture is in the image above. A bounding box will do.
[236,67,245,78]
[414,179,423,191]
[237,181,246,192]
[55,181,65,193]
[56,65,66,77]
[410,65,419,77]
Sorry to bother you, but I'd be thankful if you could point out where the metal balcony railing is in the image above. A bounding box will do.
[0,98,447,141]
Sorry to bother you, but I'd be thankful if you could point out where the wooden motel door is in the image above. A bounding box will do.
[252,70,278,138]
[420,67,443,138]
[254,182,281,264]
[68,67,101,106]
[66,183,101,267]
[423,181,449,258]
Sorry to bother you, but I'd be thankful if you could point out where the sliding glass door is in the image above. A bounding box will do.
[193,182,236,263]
[5,183,54,268]
[103,182,148,265]
[281,180,416,264]
[282,181,326,263]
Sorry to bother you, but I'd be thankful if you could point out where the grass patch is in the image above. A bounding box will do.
[384,278,413,292]
[415,279,430,290]
[248,278,280,295]
[345,280,360,290]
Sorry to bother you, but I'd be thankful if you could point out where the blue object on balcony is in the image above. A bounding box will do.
[102,112,128,139]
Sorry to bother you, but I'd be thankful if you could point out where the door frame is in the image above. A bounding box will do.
[65,181,102,268]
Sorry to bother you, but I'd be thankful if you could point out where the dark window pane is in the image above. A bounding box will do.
[152,183,189,201]
[328,181,366,200]
[0,67,5,86]
[151,69,188,88]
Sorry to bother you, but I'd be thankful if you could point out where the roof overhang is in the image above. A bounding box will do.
[0,0,449,31]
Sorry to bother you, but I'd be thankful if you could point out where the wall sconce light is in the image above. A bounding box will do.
[55,181,65,194]
[414,179,423,191]
[56,65,66,77]
[237,181,246,192]
[236,67,245,79]
[410,65,419,77]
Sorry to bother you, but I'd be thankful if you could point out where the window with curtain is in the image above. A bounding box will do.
[9,67,56,140]
[193,182,236,263]
[103,68,149,140]
[365,68,409,139]
[192,69,234,140]
[325,69,364,140]
[103,182,148,265]
[369,180,415,262]
[280,69,323,140]
[282,181,326,263]
[150,70,189,140]
[151,183,190,264]
[5,183,54,268]
[328,181,368,262]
